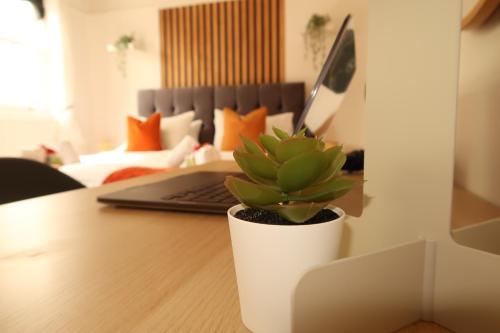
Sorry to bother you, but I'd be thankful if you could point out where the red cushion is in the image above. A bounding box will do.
[102,167,168,185]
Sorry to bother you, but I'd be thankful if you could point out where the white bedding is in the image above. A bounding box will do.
[60,149,234,187]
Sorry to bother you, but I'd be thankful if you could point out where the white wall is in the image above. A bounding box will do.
[85,7,161,151]
[63,3,92,153]
[455,9,500,206]
[0,110,58,156]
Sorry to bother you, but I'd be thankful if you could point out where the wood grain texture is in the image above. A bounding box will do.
[159,11,167,87]
[178,7,186,86]
[263,0,271,83]
[185,7,193,87]
[462,0,500,29]
[160,0,285,87]
[204,4,212,86]
[197,6,204,85]
[0,163,243,332]
[0,162,461,332]
[241,0,248,84]
[192,6,199,86]
[226,1,234,85]
[171,9,179,87]
[451,184,500,229]
[166,10,174,87]
[270,0,278,83]
[255,0,263,83]
[396,321,453,332]
[219,2,227,85]
[234,0,241,84]
[278,0,285,82]
[212,3,220,85]
[248,0,256,84]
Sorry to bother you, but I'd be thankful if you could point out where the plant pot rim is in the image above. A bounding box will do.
[227,204,345,228]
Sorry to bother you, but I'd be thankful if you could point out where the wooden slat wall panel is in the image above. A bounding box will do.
[160,0,284,88]
[171,9,179,87]
[212,4,220,85]
[178,8,186,86]
[233,1,240,84]
[241,0,248,84]
[278,0,285,82]
[204,4,212,86]
[255,0,262,83]
[219,3,227,85]
[185,7,193,86]
[159,11,166,86]
[226,2,234,85]
[192,7,199,86]
[248,0,256,84]
[263,0,271,83]
[270,0,278,83]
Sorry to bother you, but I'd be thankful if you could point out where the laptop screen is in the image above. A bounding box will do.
[295,15,356,135]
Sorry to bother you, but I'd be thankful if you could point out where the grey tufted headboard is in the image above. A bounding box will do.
[137,83,305,143]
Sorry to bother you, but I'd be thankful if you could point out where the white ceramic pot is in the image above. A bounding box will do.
[228,204,345,333]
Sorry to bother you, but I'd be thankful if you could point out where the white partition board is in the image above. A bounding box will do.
[434,240,500,333]
[293,0,500,332]
[342,0,459,257]
[293,240,427,332]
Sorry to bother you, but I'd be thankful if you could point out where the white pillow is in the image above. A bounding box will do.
[213,109,224,149]
[135,112,200,149]
[265,112,294,136]
[213,109,294,149]
[187,119,203,141]
[59,141,80,164]
[159,111,195,149]
[193,144,221,165]
[114,142,127,152]
[165,135,199,167]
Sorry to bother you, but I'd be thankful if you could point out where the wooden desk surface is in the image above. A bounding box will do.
[0,161,450,332]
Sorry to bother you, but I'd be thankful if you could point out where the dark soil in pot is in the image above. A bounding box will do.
[234,208,340,226]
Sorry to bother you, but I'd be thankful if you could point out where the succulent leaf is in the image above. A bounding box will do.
[288,177,359,202]
[262,202,329,223]
[315,147,346,184]
[233,150,279,187]
[296,127,307,137]
[277,151,325,192]
[275,137,321,162]
[324,145,342,161]
[237,152,278,180]
[225,176,284,206]
[272,127,290,140]
[318,140,326,151]
[241,136,265,157]
[312,189,350,202]
[259,134,280,156]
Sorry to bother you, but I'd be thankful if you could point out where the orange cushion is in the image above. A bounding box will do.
[221,107,267,150]
[127,113,162,151]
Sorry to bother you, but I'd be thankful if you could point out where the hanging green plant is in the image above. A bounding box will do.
[114,34,135,52]
[303,14,331,69]
[106,34,135,78]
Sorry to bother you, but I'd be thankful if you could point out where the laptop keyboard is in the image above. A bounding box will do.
[161,181,238,205]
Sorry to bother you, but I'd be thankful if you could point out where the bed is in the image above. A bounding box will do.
[60,83,305,187]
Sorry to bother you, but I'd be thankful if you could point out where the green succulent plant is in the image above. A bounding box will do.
[224,127,359,223]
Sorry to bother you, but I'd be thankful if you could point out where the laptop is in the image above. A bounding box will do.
[97,15,356,214]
